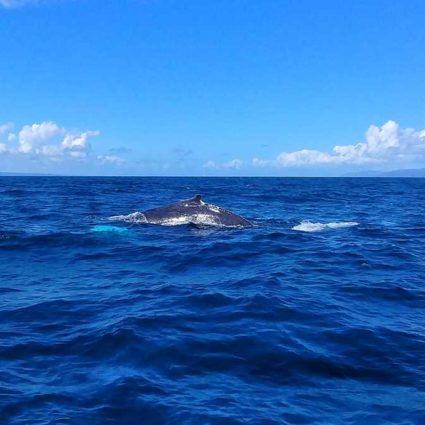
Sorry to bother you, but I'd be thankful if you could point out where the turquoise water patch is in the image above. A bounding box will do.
[91,225,129,233]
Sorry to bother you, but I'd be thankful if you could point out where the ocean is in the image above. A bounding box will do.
[0,177,424,424]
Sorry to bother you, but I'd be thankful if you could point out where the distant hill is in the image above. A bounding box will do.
[343,168,425,177]
[343,170,381,177]
[378,168,425,177]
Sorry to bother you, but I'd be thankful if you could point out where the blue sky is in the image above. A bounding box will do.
[0,0,424,176]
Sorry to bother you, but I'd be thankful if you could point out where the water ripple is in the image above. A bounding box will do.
[1,177,425,424]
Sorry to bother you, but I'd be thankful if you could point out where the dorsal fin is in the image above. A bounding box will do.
[189,194,202,203]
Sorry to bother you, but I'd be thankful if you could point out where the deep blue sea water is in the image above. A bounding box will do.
[1,177,425,425]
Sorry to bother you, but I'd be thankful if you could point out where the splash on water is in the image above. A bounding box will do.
[292,220,359,232]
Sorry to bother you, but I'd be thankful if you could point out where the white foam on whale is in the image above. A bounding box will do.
[292,220,359,232]
[109,212,148,224]
[109,212,244,228]
[156,214,221,227]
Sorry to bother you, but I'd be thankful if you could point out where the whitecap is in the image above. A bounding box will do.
[292,220,359,232]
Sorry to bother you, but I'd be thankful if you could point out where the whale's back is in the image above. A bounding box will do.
[142,195,251,227]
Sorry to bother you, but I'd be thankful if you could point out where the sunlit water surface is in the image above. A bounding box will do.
[1,177,424,425]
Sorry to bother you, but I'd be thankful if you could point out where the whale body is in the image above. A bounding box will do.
[110,195,252,228]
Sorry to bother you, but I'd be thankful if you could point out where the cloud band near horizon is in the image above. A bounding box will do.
[1,119,425,173]
[204,120,425,170]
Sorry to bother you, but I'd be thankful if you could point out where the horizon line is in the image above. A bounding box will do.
[1,173,425,179]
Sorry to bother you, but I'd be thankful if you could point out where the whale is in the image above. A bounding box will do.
[110,195,252,228]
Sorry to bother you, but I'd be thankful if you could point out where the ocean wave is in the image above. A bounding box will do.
[2,177,425,425]
[292,220,359,232]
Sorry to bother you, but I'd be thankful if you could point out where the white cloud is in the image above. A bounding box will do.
[0,125,12,154]
[0,0,58,8]
[18,122,63,154]
[222,159,243,170]
[97,155,126,165]
[62,130,100,158]
[203,160,218,169]
[0,0,37,7]
[222,159,243,169]
[276,149,336,166]
[254,121,425,168]
[252,157,269,167]
[203,158,243,170]
[0,123,13,134]
[0,121,100,161]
